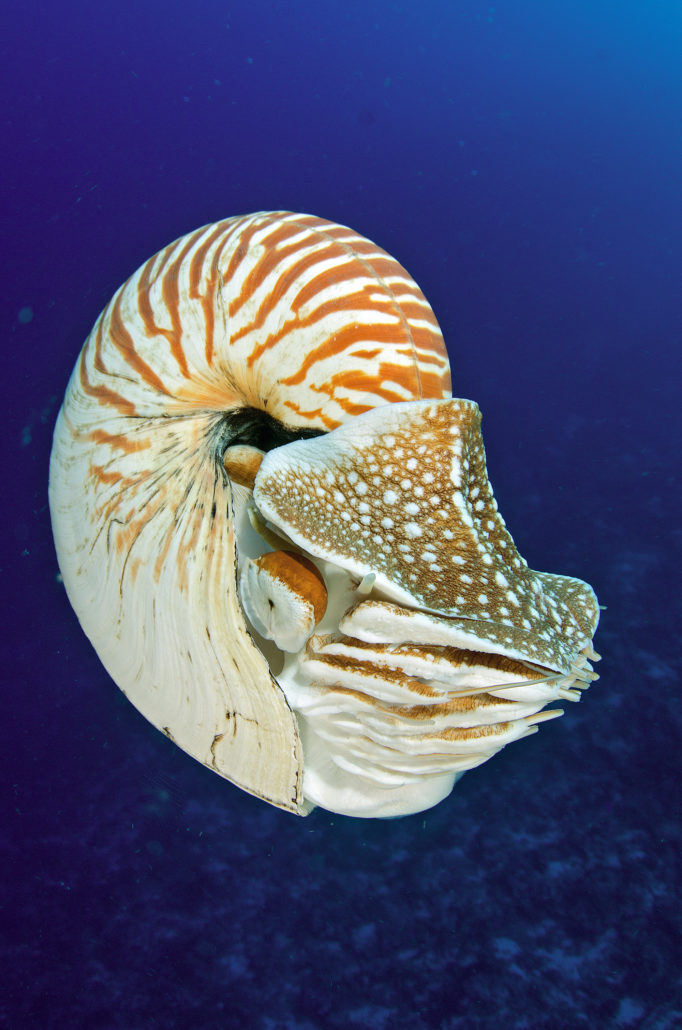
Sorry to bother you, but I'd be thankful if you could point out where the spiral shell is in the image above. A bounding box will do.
[49,211,599,818]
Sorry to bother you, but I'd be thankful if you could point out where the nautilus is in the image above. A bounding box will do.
[49,211,600,818]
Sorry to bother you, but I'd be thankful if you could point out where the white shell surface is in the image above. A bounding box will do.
[48,212,451,813]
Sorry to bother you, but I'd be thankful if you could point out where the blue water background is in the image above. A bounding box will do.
[3,1,681,1026]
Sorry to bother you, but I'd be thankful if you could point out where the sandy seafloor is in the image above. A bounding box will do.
[3,1,681,1027]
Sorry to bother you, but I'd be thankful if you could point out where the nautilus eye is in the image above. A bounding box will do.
[49,210,599,818]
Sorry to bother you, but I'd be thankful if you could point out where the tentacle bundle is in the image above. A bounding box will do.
[49,211,599,818]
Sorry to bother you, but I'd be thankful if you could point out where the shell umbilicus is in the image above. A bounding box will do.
[49,211,599,818]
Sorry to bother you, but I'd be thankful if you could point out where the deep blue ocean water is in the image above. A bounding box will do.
[3,1,682,1027]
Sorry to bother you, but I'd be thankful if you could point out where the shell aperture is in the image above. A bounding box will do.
[49,211,599,818]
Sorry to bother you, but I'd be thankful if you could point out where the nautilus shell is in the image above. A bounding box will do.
[49,211,600,818]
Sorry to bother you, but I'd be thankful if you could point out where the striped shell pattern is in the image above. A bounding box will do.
[49,212,600,818]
